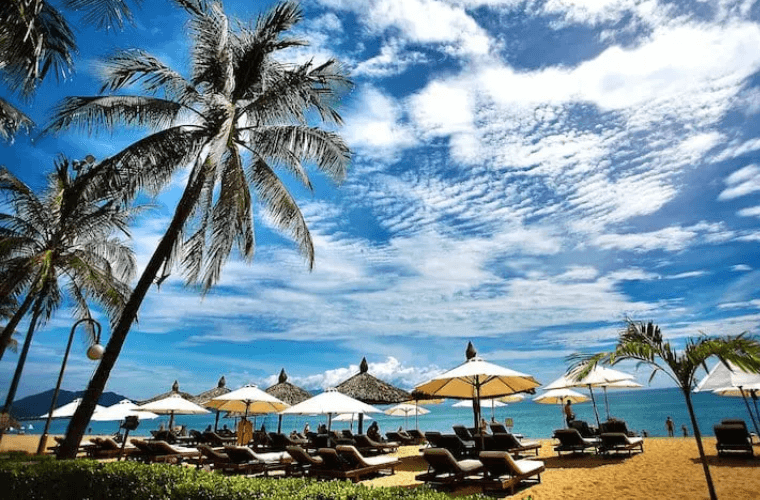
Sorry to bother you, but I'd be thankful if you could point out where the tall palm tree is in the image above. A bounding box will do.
[573,320,760,500]
[0,158,136,426]
[51,0,351,458]
[0,0,136,141]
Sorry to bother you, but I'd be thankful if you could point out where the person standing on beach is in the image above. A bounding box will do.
[682,424,689,437]
[665,416,675,437]
[564,400,575,426]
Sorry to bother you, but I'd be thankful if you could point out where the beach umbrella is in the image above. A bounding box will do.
[695,361,760,437]
[137,394,209,430]
[385,402,430,430]
[334,412,372,431]
[499,394,526,403]
[545,364,635,427]
[265,369,312,433]
[452,398,506,421]
[140,380,196,405]
[39,398,107,419]
[207,384,288,419]
[91,399,159,422]
[599,379,643,420]
[335,357,411,433]
[413,342,540,433]
[280,388,381,431]
[533,388,590,428]
[195,376,232,432]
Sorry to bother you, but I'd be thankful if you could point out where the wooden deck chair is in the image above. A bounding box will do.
[714,424,754,457]
[149,440,201,465]
[487,432,541,456]
[285,445,324,477]
[415,448,484,487]
[224,445,291,475]
[386,431,416,445]
[552,428,600,456]
[599,433,644,456]
[335,445,399,480]
[477,451,545,494]
[352,434,399,455]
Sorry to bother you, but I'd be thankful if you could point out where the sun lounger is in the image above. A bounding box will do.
[268,432,308,451]
[223,445,292,475]
[489,422,509,434]
[197,444,235,472]
[599,433,644,456]
[452,425,477,447]
[569,420,599,438]
[313,447,395,482]
[721,419,758,444]
[336,444,399,479]
[386,431,416,445]
[89,436,140,459]
[600,418,639,437]
[553,428,600,456]
[352,434,399,455]
[148,440,202,464]
[285,445,325,477]
[202,431,237,447]
[415,448,484,487]
[714,424,754,457]
[477,451,545,494]
[407,429,427,444]
[437,433,478,459]
[486,432,541,456]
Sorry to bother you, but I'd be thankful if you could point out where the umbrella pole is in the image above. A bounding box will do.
[214,410,220,432]
[752,391,760,435]
[277,414,283,434]
[327,413,333,431]
[358,413,364,434]
[168,411,175,431]
[603,387,611,420]
[588,385,601,429]
[739,388,760,438]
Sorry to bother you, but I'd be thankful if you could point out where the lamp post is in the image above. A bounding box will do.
[36,318,103,455]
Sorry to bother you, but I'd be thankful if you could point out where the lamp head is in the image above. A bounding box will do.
[86,343,105,360]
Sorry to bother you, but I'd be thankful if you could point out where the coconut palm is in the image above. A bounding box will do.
[573,320,760,500]
[0,158,136,424]
[0,0,136,141]
[51,0,351,458]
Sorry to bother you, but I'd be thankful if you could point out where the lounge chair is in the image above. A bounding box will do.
[721,419,758,444]
[223,445,292,475]
[268,432,308,451]
[352,434,399,455]
[568,420,599,438]
[285,445,325,477]
[486,432,541,456]
[452,425,477,447]
[552,428,600,456]
[148,440,202,464]
[407,429,427,444]
[437,433,478,459]
[89,436,140,459]
[714,424,754,457]
[599,433,644,456]
[477,451,545,494]
[489,422,509,434]
[600,418,639,437]
[336,444,399,478]
[197,444,235,472]
[415,448,484,487]
[424,431,444,448]
[202,431,237,447]
[386,431,416,445]
[314,447,395,482]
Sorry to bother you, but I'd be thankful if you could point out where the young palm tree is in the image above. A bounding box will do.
[0,0,136,141]
[573,320,760,500]
[0,158,136,426]
[51,0,351,458]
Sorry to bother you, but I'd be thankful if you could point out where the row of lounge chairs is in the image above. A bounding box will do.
[416,447,545,494]
[552,428,644,456]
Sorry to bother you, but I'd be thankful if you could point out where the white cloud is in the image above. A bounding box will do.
[343,86,417,157]
[354,41,430,77]
[732,264,753,272]
[720,164,760,200]
[738,205,760,217]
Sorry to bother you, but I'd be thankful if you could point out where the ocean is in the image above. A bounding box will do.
[15,387,758,440]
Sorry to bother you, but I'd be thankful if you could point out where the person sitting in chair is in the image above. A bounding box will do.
[367,421,383,442]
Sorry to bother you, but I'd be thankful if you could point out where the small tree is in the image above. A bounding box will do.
[573,320,760,500]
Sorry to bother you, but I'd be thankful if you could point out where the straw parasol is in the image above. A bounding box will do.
[194,376,232,431]
[533,388,590,428]
[545,364,635,427]
[414,342,540,433]
[139,380,196,405]
[335,357,411,433]
[136,394,209,430]
[280,388,381,431]
[384,402,430,430]
[265,369,312,433]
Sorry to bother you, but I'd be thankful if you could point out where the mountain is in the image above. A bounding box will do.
[11,389,130,420]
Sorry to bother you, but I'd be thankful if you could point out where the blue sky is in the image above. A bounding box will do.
[3,0,760,403]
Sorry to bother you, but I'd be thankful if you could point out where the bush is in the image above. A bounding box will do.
[0,455,489,500]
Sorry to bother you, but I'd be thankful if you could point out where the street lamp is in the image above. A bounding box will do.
[37,318,103,455]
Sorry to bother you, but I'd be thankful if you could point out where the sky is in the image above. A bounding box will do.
[2,0,760,404]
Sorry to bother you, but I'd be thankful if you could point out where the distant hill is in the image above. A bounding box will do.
[11,389,130,420]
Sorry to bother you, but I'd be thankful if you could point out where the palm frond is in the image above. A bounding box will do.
[189,1,234,94]
[0,98,34,142]
[61,0,135,31]
[248,157,313,268]
[45,95,182,135]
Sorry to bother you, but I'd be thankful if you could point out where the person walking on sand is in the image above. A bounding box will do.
[564,400,575,426]
[665,416,675,437]
[682,424,689,437]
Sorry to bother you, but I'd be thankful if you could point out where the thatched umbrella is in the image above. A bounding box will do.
[195,376,231,431]
[265,369,312,433]
[139,380,196,405]
[335,357,411,433]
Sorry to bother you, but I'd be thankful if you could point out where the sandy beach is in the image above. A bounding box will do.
[2,435,759,499]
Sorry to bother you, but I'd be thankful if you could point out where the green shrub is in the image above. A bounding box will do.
[0,456,489,500]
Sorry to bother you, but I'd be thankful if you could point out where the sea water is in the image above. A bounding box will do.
[17,387,759,439]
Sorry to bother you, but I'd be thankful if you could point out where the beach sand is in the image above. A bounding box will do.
[2,435,759,499]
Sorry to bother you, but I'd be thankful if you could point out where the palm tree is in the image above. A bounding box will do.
[51,0,351,458]
[573,320,760,500]
[0,0,136,141]
[0,158,136,426]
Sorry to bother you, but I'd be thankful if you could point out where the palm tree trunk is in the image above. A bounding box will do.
[57,165,209,459]
[0,290,37,361]
[683,388,718,500]
[0,298,43,443]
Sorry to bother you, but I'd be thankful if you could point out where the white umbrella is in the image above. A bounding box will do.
[545,365,635,426]
[695,361,760,437]
[533,388,590,428]
[91,400,159,421]
[414,343,540,430]
[280,388,381,430]
[207,384,288,418]
[137,394,209,430]
[334,412,372,431]
[385,403,430,429]
[39,398,107,419]
[453,398,506,421]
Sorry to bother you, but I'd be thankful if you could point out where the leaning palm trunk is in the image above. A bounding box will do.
[682,389,716,499]
[58,165,208,459]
